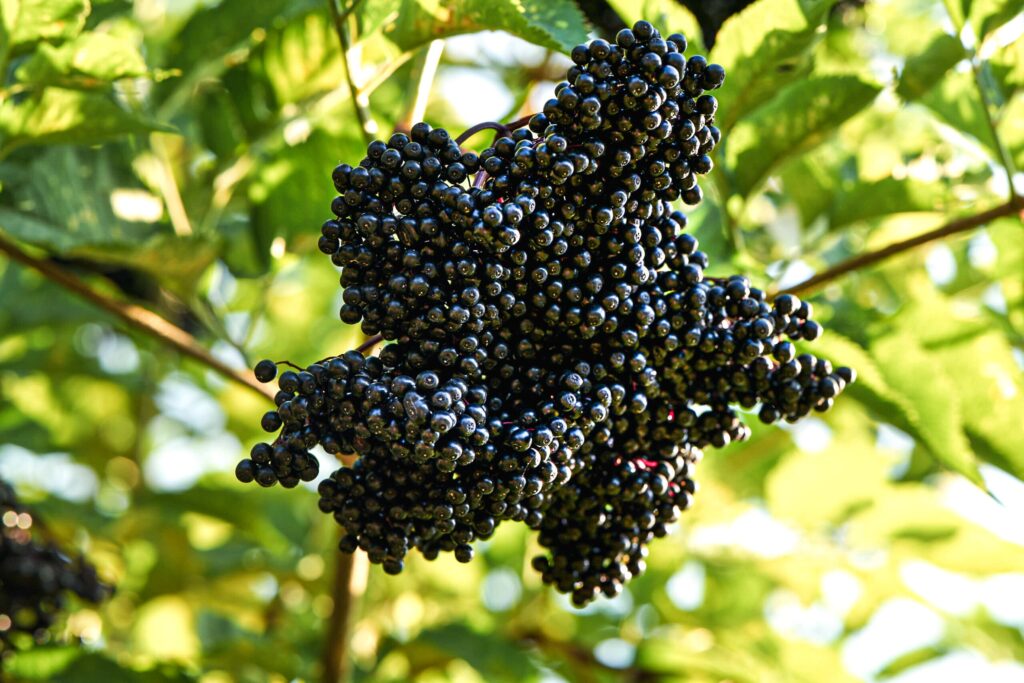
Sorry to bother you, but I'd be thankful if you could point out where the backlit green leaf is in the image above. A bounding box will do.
[727,75,881,196]
[0,0,88,54]
[896,33,966,101]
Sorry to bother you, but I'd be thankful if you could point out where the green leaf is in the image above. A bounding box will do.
[0,89,172,154]
[778,149,841,225]
[3,646,83,679]
[605,0,704,49]
[969,0,1024,40]
[357,0,591,53]
[829,178,950,229]
[928,331,1024,480]
[162,0,321,74]
[875,645,951,678]
[990,36,1024,99]
[15,32,148,89]
[710,0,831,132]
[896,33,966,101]
[0,147,216,283]
[810,331,920,439]
[0,0,88,54]
[726,75,881,196]
[920,70,999,154]
[253,11,344,106]
[49,653,194,682]
[408,623,542,680]
[249,125,365,255]
[0,211,217,284]
[872,335,982,484]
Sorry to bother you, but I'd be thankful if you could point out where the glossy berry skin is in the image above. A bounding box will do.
[237,19,853,606]
[254,359,278,383]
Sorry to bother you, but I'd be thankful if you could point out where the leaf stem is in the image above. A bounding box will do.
[328,0,378,145]
[456,121,512,145]
[0,232,275,400]
[774,197,1024,297]
[970,56,1019,196]
[397,40,446,132]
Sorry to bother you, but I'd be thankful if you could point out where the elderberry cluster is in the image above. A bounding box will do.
[237,21,855,605]
[0,480,110,657]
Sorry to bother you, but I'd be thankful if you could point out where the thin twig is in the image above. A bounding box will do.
[774,197,1024,297]
[327,0,378,145]
[0,232,275,400]
[397,40,446,132]
[504,113,535,131]
[150,133,194,236]
[355,334,384,353]
[456,121,512,145]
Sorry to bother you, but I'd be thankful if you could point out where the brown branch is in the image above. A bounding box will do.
[775,197,1024,297]
[0,232,275,400]
[321,549,369,683]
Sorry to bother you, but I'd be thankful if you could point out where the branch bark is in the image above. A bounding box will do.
[774,197,1024,297]
[321,549,369,683]
[0,232,275,400]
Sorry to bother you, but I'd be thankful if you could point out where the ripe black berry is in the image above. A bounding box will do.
[237,19,854,607]
[0,480,111,656]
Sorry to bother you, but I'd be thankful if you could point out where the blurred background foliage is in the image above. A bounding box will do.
[0,0,1023,681]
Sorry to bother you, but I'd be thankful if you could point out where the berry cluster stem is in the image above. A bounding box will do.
[321,548,368,683]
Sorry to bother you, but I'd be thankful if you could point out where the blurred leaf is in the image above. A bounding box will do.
[711,0,831,132]
[896,33,966,101]
[990,36,1024,98]
[413,623,542,680]
[928,330,1024,480]
[15,32,148,89]
[778,151,839,225]
[809,332,922,455]
[872,335,982,484]
[968,0,1024,40]
[766,416,890,528]
[920,70,998,154]
[0,89,172,155]
[0,145,217,283]
[727,76,881,196]
[875,644,950,678]
[848,485,1024,572]
[162,0,321,75]
[5,647,194,681]
[357,0,591,53]
[829,178,949,229]
[605,0,704,50]
[3,646,82,679]
[0,0,88,54]
[249,126,363,253]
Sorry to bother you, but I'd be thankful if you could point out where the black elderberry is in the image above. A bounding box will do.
[254,359,278,383]
[236,18,854,607]
[0,480,111,656]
